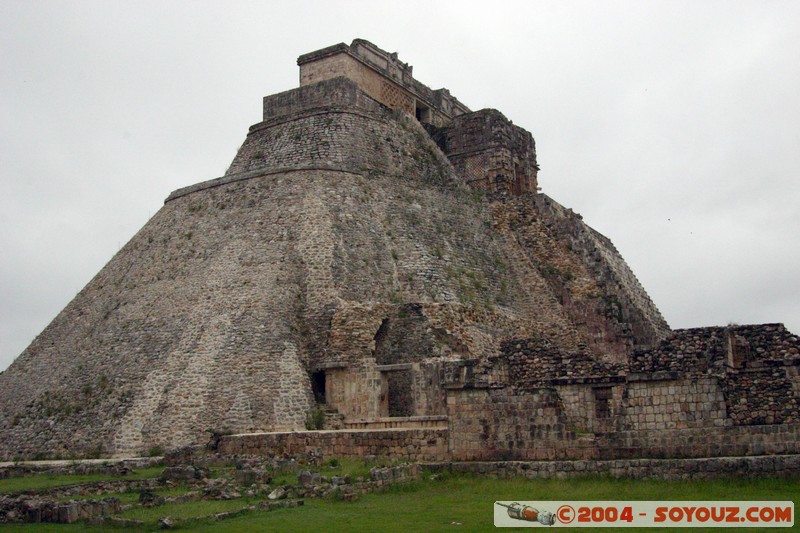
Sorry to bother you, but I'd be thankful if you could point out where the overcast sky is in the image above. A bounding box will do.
[1,0,798,372]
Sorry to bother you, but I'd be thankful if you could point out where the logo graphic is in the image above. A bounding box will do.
[496,502,556,526]
[494,501,793,528]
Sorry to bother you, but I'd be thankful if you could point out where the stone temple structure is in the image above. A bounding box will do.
[1,40,799,467]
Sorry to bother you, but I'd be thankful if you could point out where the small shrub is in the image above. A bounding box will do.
[305,406,325,430]
[148,445,164,457]
[389,291,403,304]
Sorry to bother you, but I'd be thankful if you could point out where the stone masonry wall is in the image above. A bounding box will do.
[446,387,598,461]
[446,324,799,461]
[218,428,448,461]
[598,424,800,459]
[630,324,800,426]
[498,325,799,435]
[301,52,415,117]
[722,368,800,426]
[622,376,727,431]
[502,337,626,388]
[425,454,800,480]
[466,191,672,361]
[446,383,800,461]
[298,39,469,127]
[263,75,388,123]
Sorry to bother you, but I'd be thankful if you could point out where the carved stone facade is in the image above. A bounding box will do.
[298,39,469,127]
[436,109,539,195]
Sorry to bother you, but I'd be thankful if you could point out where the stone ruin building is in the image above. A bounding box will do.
[1,39,798,471]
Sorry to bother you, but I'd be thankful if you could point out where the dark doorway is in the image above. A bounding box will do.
[311,370,326,404]
[415,101,432,124]
[594,387,612,419]
[386,369,413,417]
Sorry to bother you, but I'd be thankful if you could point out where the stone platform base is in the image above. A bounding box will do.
[422,454,800,480]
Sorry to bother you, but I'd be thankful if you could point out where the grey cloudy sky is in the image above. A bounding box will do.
[1,0,798,372]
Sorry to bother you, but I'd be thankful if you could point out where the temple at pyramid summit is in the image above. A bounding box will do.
[1,40,798,466]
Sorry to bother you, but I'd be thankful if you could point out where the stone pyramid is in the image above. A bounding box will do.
[0,40,670,459]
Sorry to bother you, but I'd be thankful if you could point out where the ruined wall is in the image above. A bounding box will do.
[463,324,800,460]
[631,325,800,427]
[446,384,800,461]
[502,337,626,388]
[530,194,671,355]
[440,109,538,195]
[316,303,521,422]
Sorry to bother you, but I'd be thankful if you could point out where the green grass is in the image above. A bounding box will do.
[118,497,261,522]
[2,472,798,532]
[0,466,164,494]
[188,475,800,532]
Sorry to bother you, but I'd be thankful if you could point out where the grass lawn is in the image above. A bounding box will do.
[187,475,800,533]
[2,473,797,532]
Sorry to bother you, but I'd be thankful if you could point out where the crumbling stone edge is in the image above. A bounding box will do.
[421,454,800,480]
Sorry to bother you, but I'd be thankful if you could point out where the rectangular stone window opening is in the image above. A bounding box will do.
[311,370,326,404]
[594,386,612,419]
[415,100,431,124]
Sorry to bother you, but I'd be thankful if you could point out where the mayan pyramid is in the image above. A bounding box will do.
[0,40,671,460]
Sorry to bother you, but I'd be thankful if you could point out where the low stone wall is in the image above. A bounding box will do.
[423,454,800,480]
[0,457,162,480]
[218,423,800,463]
[219,428,448,461]
[598,424,800,460]
[12,478,162,500]
[0,497,121,524]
